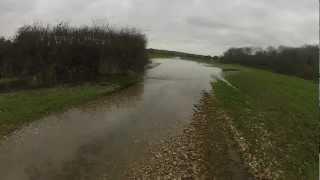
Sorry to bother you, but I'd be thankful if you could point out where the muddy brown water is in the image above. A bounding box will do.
[0,58,222,180]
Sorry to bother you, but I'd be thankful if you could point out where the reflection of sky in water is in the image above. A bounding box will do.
[0,58,222,180]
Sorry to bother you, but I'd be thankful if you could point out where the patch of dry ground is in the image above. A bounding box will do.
[127,92,255,180]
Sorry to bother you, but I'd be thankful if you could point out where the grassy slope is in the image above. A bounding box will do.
[147,50,213,63]
[0,76,141,137]
[211,65,319,179]
[148,52,175,59]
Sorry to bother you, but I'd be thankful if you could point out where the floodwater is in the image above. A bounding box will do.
[0,58,222,180]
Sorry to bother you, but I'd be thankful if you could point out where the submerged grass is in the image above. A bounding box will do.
[211,65,319,179]
[0,75,141,137]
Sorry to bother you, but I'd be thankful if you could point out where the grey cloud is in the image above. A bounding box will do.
[0,0,36,15]
[186,17,235,30]
[0,0,317,55]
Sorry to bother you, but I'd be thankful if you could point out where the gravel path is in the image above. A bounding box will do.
[127,93,211,179]
[126,92,256,180]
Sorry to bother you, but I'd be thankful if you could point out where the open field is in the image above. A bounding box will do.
[210,64,319,179]
[0,75,141,137]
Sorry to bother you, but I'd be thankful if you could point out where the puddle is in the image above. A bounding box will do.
[0,58,222,180]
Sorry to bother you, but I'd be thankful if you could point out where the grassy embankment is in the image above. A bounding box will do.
[135,51,318,178]
[209,64,319,179]
[0,75,141,137]
[147,48,213,62]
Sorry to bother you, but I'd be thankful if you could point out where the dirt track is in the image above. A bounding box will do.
[127,92,255,180]
[127,92,210,179]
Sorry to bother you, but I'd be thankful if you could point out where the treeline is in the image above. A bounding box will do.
[221,45,319,80]
[0,23,148,87]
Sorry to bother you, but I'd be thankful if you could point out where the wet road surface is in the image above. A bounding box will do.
[0,58,222,180]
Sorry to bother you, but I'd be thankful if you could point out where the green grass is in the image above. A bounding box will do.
[212,65,319,179]
[0,75,141,137]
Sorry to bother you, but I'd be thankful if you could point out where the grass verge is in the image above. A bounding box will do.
[0,75,141,137]
[211,65,319,179]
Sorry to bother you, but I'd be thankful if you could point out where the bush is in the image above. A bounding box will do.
[0,22,149,86]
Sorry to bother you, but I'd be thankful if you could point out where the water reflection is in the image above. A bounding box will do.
[0,58,222,180]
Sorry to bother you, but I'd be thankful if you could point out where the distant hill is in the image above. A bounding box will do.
[147,48,218,61]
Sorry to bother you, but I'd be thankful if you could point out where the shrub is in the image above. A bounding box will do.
[0,22,149,86]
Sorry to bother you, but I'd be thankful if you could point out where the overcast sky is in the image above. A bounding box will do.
[0,0,318,55]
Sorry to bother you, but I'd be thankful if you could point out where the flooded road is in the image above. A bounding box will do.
[0,58,222,180]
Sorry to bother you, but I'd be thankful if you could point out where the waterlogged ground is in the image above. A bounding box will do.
[0,58,222,180]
